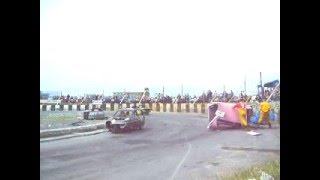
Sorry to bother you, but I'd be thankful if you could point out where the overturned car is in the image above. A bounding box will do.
[207,102,276,130]
[207,102,253,129]
[105,108,145,133]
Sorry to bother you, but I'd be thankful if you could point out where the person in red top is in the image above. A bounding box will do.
[233,98,248,129]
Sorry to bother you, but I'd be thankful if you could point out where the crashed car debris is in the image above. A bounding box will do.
[105,108,145,133]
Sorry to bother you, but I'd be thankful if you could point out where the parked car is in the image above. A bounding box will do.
[105,108,145,133]
[83,108,108,120]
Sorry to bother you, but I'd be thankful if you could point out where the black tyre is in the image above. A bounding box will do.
[105,122,111,130]
[112,125,120,134]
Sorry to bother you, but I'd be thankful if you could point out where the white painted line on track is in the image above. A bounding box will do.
[170,135,192,180]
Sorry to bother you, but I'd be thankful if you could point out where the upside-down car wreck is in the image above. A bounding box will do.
[207,102,276,130]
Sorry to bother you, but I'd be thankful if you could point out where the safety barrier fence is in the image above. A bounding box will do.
[40,103,208,114]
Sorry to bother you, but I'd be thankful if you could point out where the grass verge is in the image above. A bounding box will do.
[219,158,280,180]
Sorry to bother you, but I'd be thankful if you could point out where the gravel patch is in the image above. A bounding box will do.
[40,111,114,130]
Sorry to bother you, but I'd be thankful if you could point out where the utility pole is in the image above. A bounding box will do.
[244,75,246,95]
[260,72,264,99]
[163,86,164,96]
[181,84,183,96]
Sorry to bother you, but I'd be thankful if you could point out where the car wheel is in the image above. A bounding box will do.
[105,122,111,130]
[112,125,120,134]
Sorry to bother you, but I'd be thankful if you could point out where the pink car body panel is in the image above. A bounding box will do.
[208,102,252,124]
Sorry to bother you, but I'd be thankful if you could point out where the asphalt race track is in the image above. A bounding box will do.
[40,112,280,180]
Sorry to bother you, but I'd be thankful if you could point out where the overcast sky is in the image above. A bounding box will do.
[40,0,280,97]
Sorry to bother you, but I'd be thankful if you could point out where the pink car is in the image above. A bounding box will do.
[207,102,253,129]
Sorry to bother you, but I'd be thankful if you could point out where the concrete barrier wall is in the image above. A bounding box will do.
[197,104,201,113]
[151,103,156,111]
[165,104,169,112]
[166,103,170,112]
[159,103,164,112]
[46,105,51,111]
[204,103,208,114]
[105,104,110,111]
[40,103,209,114]
[115,104,119,110]
[181,103,186,113]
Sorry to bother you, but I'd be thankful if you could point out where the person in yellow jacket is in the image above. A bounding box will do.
[258,98,272,128]
[233,98,248,129]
